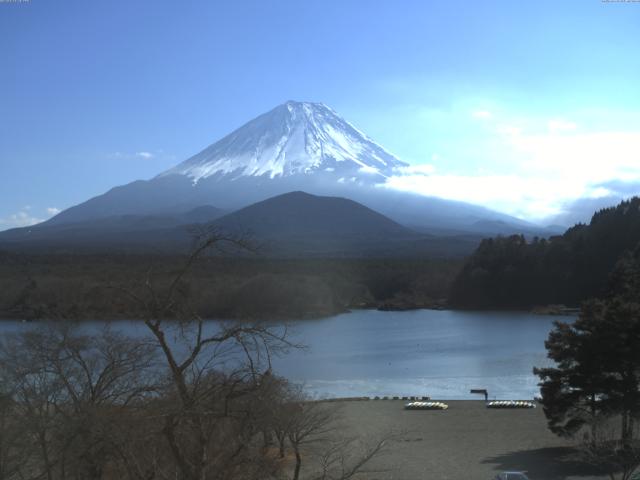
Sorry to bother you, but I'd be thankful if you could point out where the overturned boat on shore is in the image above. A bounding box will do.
[487,400,535,409]
[404,401,448,410]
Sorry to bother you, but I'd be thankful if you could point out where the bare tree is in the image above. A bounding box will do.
[276,386,393,480]
[287,400,335,480]
[115,229,297,480]
[580,423,640,480]
[310,435,390,480]
[0,323,159,480]
[0,382,33,480]
[0,229,393,480]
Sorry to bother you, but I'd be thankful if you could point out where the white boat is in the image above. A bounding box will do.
[404,401,448,410]
[486,400,535,409]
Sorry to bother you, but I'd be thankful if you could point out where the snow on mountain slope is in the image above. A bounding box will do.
[30,100,543,235]
[160,101,408,183]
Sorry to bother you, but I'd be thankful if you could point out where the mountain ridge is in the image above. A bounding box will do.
[0,191,481,257]
[214,190,417,239]
[19,100,545,238]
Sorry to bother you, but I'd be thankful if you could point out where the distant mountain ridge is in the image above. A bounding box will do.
[0,206,225,252]
[0,192,481,257]
[34,100,542,237]
[216,191,414,238]
[211,191,443,257]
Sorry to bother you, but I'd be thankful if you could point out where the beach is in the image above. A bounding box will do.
[331,400,605,480]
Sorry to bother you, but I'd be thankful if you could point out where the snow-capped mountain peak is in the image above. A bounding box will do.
[160,101,408,183]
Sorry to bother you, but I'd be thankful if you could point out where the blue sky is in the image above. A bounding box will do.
[1,0,640,229]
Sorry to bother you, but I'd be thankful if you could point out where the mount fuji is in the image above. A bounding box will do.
[162,101,406,182]
[0,101,554,254]
[40,100,535,234]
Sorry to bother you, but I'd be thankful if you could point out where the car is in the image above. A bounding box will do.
[494,472,530,480]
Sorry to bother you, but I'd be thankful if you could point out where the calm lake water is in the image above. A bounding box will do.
[272,309,568,400]
[0,309,571,400]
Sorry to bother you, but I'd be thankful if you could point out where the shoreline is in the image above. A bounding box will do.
[333,399,604,479]
[0,304,579,323]
[316,396,538,403]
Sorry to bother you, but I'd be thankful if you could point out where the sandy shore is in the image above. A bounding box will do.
[332,400,606,480]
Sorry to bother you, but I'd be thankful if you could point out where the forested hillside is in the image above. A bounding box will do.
[451,197,640,308]
[0,254,461,320]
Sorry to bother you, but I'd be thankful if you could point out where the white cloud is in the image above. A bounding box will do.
[383,173,577,220]
[0,206,65,231]
[547,119,577,132]
[587,187,612,199]
[349,94,640,222]
[107,150,158,160]
[358,165,380,174]
[472,110,492,119]
[0,209,43,230]
[383,125,640,222]
[496,124,522,136]
[394,163,436,175]
[508,131,640,182]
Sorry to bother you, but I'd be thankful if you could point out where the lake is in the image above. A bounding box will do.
[271,309,568,400]
[0,309,571,400]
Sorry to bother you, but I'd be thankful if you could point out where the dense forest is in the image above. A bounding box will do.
[0,252,462,321]
[451,197,640,309]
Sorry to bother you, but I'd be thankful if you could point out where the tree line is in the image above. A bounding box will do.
[0,251,462,321]
[451,197,640,309]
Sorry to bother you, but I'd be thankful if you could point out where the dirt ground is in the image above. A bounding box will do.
[332,400,607,480]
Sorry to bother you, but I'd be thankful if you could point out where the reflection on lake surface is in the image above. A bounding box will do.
[0,309,571,400]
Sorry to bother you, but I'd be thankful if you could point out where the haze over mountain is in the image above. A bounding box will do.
[38,101,545,236]
[0,191,483,257]
[0,205,225,252]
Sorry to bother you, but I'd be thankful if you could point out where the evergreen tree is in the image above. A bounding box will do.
[452,197,640,308]
[535,246,640,447]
